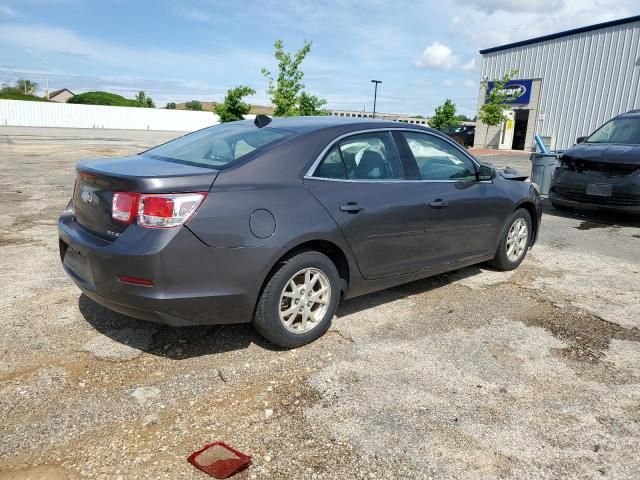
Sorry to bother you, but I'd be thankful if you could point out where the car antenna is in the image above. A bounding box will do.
[254,114,272,128]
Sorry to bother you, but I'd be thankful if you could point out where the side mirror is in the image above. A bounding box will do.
[477,165,496,181]
[576,136,587,144]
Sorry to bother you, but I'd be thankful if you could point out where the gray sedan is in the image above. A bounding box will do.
[58,116,541,347]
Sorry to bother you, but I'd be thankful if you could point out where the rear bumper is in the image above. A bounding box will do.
[59,212,278,326]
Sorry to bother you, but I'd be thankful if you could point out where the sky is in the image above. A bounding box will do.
[0,0,638,117]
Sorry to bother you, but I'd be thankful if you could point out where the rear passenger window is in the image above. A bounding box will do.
[338,132,403,180]
[402,132,476,181]
[314,145,348,179]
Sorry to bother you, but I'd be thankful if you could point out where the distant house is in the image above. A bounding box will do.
[49,88,75,103]
[174,101,275,115]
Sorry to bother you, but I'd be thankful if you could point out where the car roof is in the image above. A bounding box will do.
[232,116,434,134]
[620,109,640,118]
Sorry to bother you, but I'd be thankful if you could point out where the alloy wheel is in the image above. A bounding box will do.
[279,267,331,333]
[506,217,528,262]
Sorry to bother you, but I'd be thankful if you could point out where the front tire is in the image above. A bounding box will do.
[488,208,532,271]
[254,250,340,348]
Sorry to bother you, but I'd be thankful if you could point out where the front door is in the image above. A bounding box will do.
[304,131,426,279]
[499,110,515,150]
[398,131,501,267]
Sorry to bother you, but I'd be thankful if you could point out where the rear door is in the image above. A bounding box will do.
[398,131,501,266]
[304,131,427,280]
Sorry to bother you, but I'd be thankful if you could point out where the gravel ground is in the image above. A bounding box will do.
[1,127,639,479]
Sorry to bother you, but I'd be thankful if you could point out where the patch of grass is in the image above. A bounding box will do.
[0,91,49,102]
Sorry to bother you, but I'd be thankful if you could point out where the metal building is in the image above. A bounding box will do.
[474,15,640,151]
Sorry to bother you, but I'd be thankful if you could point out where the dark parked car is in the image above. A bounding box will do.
[59,116,541,347]
[550,110,640,214]
[443,124,475,148]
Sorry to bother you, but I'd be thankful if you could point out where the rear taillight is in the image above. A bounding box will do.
[111,192,207,228]
[112,192,141,224]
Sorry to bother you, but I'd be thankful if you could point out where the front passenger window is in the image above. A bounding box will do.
[402,132,476,181]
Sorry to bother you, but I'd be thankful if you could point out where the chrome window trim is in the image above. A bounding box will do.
[304,127,482,182]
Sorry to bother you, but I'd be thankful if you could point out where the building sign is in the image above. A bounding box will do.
[486,79,533,105]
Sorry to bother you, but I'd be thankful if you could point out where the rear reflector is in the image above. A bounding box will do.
[111,192,207,228]
[118,275,154,286]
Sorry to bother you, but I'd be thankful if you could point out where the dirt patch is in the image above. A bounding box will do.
[0,465,80,480]
[575,221,620,231]
[521,302,640,362]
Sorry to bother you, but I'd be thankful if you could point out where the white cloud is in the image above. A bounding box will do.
[463,80,475,87]
[416,41,458,70]
[0,5,17,16]
[450,0,639,50]
[461,57,477,71]
[457,0,565,14]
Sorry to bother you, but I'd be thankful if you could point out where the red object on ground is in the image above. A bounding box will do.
[187,442,252,479]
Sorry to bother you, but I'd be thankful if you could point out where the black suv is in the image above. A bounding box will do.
[550,110,640,214]
[443,125,475,148]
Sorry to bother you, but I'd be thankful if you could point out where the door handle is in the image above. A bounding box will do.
[429,199,449,209]
[340,202,363,214]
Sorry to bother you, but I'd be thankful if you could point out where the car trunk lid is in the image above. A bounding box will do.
[73,155,218,240]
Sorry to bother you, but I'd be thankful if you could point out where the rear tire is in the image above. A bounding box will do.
[254,250,340,348]
[488,208,532,271]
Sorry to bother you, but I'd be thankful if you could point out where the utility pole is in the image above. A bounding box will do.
[25,49,49,99]
[371,80,382,118]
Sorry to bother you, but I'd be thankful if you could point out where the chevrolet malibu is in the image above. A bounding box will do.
[59,116,541,347]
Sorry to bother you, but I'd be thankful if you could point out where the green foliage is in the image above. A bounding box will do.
[457,114,472,122]
[165,102,176,109]
[214,86,256,123]
[67,91,139,107]
[135,90,155,108]
[296,92,327,116]
[0,84,48,102]
[185,100,203,111]
[261,39,326,117]
[428,99,459,131]
[478,69,519,127]
[12,79,38,95]
[0,78,45,101]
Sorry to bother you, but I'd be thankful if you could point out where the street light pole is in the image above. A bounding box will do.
[371,79,382,118]
[25,49,49,99]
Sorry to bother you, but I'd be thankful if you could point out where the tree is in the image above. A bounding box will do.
[185,100,203,111]
[478,69,519,146]
[457,114,472,122]
[297,92,327,116]
[428,99,458,131]
[214,86,256,123]
[15,79,38,95]
[135,90,155,108]
[165,102,176,109]
[67,91,139,106]
[262,39,326,117]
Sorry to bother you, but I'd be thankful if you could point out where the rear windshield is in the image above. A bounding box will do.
[587,117,640,145]
[143,124,293,168]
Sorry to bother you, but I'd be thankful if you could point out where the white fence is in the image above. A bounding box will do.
[0,100,222,131]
